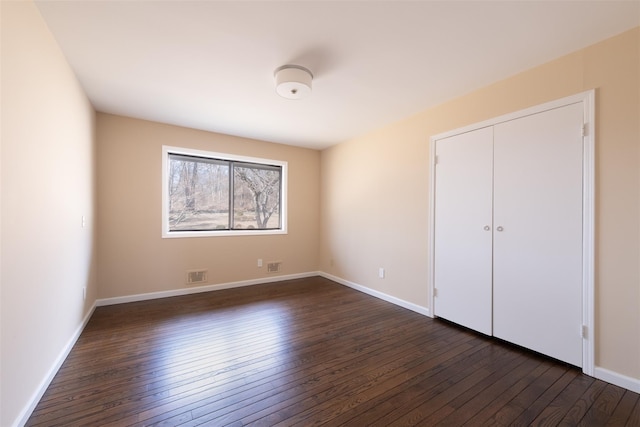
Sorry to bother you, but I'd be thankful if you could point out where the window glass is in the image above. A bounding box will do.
[233,163,281,230]
[163,147,286,237]
[168,155,230,231]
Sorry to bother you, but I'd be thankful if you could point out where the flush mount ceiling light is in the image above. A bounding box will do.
[274,65,313,100]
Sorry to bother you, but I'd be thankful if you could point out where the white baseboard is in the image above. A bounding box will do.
[96,272,319,306]
[319,271,430,317]
[595,367,640,393]
[14,302,97,427]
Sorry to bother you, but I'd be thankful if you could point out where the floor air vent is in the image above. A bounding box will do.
[186,269,208,285]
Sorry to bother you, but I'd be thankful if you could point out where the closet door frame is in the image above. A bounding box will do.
[427,90,595,376]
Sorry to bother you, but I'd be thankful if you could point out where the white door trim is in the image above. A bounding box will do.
[427,90,595,376]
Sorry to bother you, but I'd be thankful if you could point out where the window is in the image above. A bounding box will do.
[162,146,287,237]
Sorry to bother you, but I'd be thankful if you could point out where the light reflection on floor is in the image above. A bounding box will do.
[149,300,294,400]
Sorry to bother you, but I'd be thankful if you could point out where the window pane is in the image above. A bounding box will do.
[168,157,230,231]
[233,165,281,229]
[163,147,287,237]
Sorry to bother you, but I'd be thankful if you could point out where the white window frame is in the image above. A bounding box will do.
[162,145,288,238]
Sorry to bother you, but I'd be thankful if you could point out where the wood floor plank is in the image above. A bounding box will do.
[606,390,640,426]
[481,363,571,426]
[132,314,446,427]
[189,323,458,426]
[421,356,545,425]
[528,372,595,426]
[327,338,496,426]
[359,342,520,426]
[577,383,627,426]
[558,378,608,426]
[33,286,400,422]
[626,398,640,426]
[254,334,481,426]
[124,308,436,424]
[288,337,487,426]
[386,345,529,426]
[49,302,434,424]
[24,276,640,427]
[461,359,556,425]
[508,368,581,426]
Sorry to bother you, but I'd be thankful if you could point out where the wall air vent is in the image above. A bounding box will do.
[186,269,208,285]
[267,262,282,273]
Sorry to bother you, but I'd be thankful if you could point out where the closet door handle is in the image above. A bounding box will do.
[483,225,490,231]
[496,226,504,232]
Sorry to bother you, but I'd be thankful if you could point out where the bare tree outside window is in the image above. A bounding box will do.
[167,153,282,232]
[234,165,280,229]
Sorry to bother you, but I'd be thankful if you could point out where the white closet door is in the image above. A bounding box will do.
[434,127,494,335]
[493,103,584,366]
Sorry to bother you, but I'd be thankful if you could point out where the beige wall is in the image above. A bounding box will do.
[0,2,98,426]
[97,114,320,299]
[320,28,640,380]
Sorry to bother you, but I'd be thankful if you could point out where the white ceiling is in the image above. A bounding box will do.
[35,1,639,150]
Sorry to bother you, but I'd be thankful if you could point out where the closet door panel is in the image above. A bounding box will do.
[434,127,493,335]
[493,103,584,366]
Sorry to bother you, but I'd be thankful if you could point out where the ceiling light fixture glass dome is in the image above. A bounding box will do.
[274,65,313,100]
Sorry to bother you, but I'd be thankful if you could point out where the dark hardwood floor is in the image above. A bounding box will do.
[27,276,639,426]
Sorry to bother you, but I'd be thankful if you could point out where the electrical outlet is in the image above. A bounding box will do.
[257,258,263,268]
[82,287,86,300]
[379,267,385,279]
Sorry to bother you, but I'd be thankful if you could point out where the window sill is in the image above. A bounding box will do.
[162,228,288,238]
